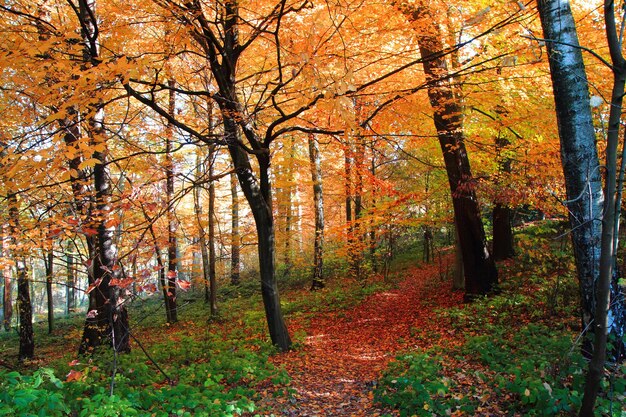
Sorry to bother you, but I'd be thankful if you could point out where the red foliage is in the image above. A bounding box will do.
[265,258,463,416]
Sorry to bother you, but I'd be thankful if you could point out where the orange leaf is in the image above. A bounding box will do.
[66,369,83,382]
[82,227,98,236]
[176,280,191,290]
[86,278,102,294]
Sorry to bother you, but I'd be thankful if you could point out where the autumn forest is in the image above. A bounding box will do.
[0,0,625,416]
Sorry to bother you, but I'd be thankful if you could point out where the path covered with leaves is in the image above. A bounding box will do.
[265,261,464,416]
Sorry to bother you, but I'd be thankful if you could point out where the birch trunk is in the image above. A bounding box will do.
[308,134,325,290]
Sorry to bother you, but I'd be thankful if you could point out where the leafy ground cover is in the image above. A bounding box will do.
[1,223,625,416]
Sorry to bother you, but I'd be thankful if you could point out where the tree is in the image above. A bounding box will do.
[308,134,325,290]
[125,0,304,350]
[2,229,12,332]
[395,0,498,298]
[76,0,130,354]
[207,144,218,316]
[536,0,626,413]
[230,170,241,286]
[43,248,54,333]
[164,81,178,324]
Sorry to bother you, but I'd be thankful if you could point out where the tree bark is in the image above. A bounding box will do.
[66,247,75,316]
[223,115,291,351]
[165,79,178,324]
[44,249,54,333]
[194,150,211,304]
[282,136,295,277]
[207,145,218,316]
[308,134,325,290]
[79,144,130,354]
[537,0,626,370]
[77,0,130,354]
[230,170,241,286]
[492,203,515,261]
[8,193,34,360]
[453,225,465,290]
[396,1,497,297]
[2,228,12,331]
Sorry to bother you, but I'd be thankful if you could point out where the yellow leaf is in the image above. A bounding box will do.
[78,158,100,170]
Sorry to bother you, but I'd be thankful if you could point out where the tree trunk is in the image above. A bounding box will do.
[281,136,295,277]
[44,249,54,334]
[2,228,12,331]
[207,145,218,316]
[79,146,130,354]
[492,130,515,260]
[145,210,171,323]
[537,0,626,369]
[66,247,75,316]
[194,150,211,304]
[77,0,130,355]
[223,115,291,351]
[344,144,360,279]
[230,170,241,285]
[8,194,34,360]
[453,225,465,290]
[579,1,626,413]
[165,79,178,324]
[492,204,515,261]
[397,2,497,298]
[308,134,325,290]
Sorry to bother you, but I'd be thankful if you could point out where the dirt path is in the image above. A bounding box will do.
[264,260,464,416]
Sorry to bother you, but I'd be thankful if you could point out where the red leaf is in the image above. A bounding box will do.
[109,277,134,288]
[85,278,102,294]
[177,280,191,291]
[141,283,157,293]
[167,270,177,279]
[83,227,98,236]
[66,369,83,382]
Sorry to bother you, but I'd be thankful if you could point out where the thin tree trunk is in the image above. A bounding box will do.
[353,135,365,279]
[492,132,515,260]
[2,227,12,331]
[44,249,54,334]
[344,144,360,279]
[282,136,295,277]
[8,193,34,360]
[230,171,241,285]
[194,150,211,304]
[369,147,377,272]
[308,134,325,290]
[207,145,218,316]
[165,79,178,324]
[453,225,465,290]
[66,247,75,316]
[145,211,170,323]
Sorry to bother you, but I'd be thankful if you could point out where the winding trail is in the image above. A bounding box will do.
[264,259,464,416]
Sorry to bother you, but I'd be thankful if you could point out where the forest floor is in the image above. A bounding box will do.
[260,258,464,416]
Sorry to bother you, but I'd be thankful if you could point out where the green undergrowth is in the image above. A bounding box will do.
[375,221,626,416]
[1,333,289,417]
[0,236,415,416]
